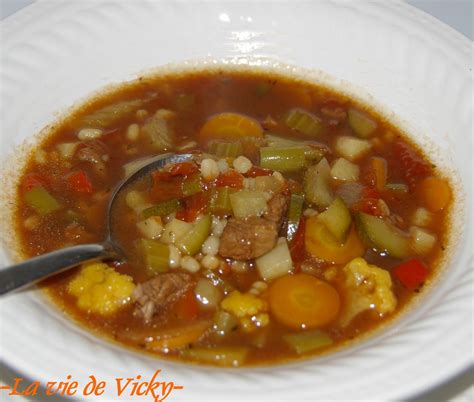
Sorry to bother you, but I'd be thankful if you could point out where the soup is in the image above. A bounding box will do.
[14,69,452,366]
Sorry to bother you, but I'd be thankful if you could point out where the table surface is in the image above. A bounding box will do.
[1,0,473,401]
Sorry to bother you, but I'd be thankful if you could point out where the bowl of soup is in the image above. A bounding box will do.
[0,1,472,401]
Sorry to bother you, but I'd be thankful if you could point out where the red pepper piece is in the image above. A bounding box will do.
[393,259,429,289]
[67,171,93,193]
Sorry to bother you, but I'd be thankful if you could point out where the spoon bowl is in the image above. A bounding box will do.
[0,153,193,296]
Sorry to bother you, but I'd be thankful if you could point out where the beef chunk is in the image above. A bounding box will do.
[264,194,289,224]
[218,216,278,260]
[133,271,193,322]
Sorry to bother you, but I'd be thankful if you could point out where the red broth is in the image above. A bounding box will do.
[15,70,451,366]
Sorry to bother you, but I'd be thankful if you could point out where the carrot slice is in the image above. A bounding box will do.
[268,274,340,329]
[305,217,365,264]
[419,177,451,212]
[199,112,263,143]
[145,320,212,351]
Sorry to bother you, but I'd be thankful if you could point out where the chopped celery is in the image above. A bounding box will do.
[175,214,212,255]
[287,193,305,241]
[182,173,202,197]
[386,183,409,193]
[355,212,410,258]
[284,108,323,137]
[207,141,243,158]
[210,187,237,215]
[142,109,174,151]
[284,330,333,354]
[256,241,293,281]
[230,190,268,218]
[24,186,61,215]
[317,197,352,242]
[213,310,239,336]
[265,134,326,162]
[138,238,169,274]
[260,146,306,172]
[181,346,249,367]
[79,99,146,128]
[348,108,377,138]
[142,199,180,218]
[304,158,334,208]
[265,133,300,148]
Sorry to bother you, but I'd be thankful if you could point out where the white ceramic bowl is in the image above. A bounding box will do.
[1,1,472,401]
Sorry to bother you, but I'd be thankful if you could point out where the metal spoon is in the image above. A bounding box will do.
[0,153,193,296]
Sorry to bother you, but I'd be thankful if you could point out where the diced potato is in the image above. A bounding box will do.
[230,190,268,218]
[330,158,360,181]
[254,175,283,194]
[348,108,377,138]
[411,207,433,227]
[77,128,103,140]
[410,226,437,255]
[256,240,294,281]
[195,278,223,310]
[136,216,163,239]
[56,142,79,159]
[335,136,372,161]
[160,218,193,244]
[125,190,152,214]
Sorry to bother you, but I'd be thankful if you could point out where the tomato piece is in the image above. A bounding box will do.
[392,141,430,191]
[169,162,198,177]
[268,274,340,329]
[173,289,199,320]
[67,171,93,193]
[393,259,429,289]
[215,170,244,189]
[245,166,273,178]
[177,191,211,222]
[21,173,49,193]
[290,218,306,263]
[150,171,183,202]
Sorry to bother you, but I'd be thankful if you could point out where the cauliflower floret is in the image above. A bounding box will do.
[220,291,269,332]
[339,257,397,327]
[68,262,135,315]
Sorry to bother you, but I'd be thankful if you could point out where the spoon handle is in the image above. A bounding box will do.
[0,244,111,296]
